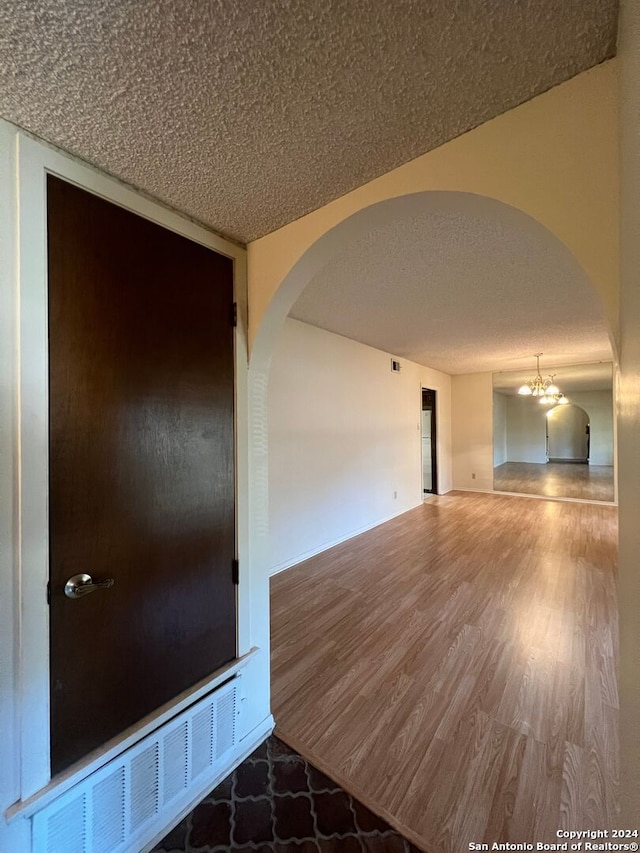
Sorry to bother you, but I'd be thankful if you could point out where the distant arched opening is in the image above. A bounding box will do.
[546,404,590,463]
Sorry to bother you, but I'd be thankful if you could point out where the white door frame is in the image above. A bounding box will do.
[6,126,253,804]
[420,385,438,495]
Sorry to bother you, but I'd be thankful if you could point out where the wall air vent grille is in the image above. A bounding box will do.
[131,743,160,829]
[46,795,87,853]
[191,704,215,781]
[32,677,238,853]
[92,767,125,853]
[163,721,189,803]
[216,690,236,759]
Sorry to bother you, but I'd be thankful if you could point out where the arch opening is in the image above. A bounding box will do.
[547,403,591,463]
[250,191,615,538]
[248,188,619,843]
[251,190,615,373]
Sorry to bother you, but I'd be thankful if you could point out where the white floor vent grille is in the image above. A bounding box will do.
[33,677,238,853]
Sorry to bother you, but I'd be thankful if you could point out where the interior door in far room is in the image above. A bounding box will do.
[421,388,438,494]
[47,175,237,775]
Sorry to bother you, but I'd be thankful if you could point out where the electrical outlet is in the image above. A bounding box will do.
[393,490,398,499]
[471,473,476,480]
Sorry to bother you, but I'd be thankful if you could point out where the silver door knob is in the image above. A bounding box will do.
[64,573,115,599]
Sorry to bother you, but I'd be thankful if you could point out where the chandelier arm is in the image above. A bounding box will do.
[518,354,563,399]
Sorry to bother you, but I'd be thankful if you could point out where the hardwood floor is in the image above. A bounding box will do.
[493,461,615,502]
[270,491,619,852]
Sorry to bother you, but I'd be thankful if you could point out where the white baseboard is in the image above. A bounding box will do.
[268,501,423,577]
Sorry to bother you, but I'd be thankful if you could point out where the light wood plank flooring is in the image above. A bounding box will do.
[270,491,619,852]
[494,461,615,502]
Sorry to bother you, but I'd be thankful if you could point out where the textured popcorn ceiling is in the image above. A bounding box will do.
[0,0,617,243]
[290,194,613,375]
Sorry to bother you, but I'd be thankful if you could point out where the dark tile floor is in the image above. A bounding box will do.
[151,736,421,852]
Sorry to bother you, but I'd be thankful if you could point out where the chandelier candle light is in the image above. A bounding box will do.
[517,353,569,406]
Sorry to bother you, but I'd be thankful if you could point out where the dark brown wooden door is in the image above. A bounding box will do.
[47,175,236,774]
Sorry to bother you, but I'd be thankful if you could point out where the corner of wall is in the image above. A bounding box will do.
[451,373,494,492]
[617,0,640,823]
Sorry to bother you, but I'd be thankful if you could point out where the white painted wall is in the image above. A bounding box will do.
[451,373,494,491]
[547,405,589,460]
[501,390,614,466]
[569,390,614,465]
[493,392,507,466]
[618,0,640,821]
[505,395,548,463]
[267,318,452,574]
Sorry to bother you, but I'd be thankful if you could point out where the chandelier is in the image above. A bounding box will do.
[517,354,569,406]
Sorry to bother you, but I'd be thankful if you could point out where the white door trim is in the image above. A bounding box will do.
[12,128,250,802]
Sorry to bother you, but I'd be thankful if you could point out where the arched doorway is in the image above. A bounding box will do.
[547,403,590,463]
[250,191,613,554]
[248,189,617,847]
